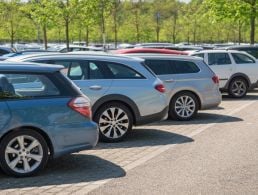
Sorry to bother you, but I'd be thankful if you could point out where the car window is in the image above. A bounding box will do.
[47,60,87,80]
[88,61,107,79]
[208,53,231,65]
[232,53,255,64]
[145,60,172,75]
[106,62,144,79]
[192,53,204,58]
[172,60,200,74]
[0,73,60,99]
[0,49,9,55]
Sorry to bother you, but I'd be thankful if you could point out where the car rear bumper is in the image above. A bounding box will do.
[201,90,222,110]
[135,106,168,126]
[52,122,99,158]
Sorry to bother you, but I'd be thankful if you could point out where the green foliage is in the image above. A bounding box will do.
[0,0,257,45]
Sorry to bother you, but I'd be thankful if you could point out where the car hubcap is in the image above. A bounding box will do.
[232,81,246,96]
[5,135,43,174]
[99,107,129,139]
[175,96,196,118]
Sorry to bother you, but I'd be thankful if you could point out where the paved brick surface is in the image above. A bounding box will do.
[0,92,257,194]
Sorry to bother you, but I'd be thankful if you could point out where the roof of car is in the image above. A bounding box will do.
[192,49,248,54]
[121,53,200,61]
[7,52,145,63]
[0,61,64,73]
[113,48,187,55]
[225,45,258,49]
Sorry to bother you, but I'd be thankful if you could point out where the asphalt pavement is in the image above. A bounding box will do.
[1,92,258,194]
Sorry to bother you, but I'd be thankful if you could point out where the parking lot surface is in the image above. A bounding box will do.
[1,92,258,194]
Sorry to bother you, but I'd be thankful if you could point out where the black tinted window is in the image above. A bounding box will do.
[145,60,172,75]
[172,60,200,74]
[88,61,108,79]
[232,53,255,64]
[208,53,231,65]
[106,63,144,79]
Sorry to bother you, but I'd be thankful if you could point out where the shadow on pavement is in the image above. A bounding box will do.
[0,155,125,190]
[97,129,193,150]
[152,113,243,126]
[222,93,258,101]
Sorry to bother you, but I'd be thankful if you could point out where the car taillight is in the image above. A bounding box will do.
[155,84,166,93]
[68,97,92,118]
[212,75,219,84]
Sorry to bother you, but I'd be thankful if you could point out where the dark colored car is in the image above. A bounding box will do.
[0,47,16,56]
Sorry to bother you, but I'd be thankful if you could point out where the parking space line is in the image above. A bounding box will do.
[86,100,257,194]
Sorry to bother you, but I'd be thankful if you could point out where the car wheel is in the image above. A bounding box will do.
[169,92,199,121]
[228,78,248,98]
[94,102,133,142]
[0,130,49,177]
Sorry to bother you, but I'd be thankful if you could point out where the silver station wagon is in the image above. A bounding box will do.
[8,54,168,142]
[125,54,222,120]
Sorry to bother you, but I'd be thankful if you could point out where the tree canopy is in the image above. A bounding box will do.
[0,0,257,46]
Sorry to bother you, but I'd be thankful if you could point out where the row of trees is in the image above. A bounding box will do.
[0,0,257,49]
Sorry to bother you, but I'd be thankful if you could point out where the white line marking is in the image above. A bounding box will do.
[85,100,256,194]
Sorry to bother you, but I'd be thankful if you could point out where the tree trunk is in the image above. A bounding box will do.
[238,21,242,45]
[10,21,14,48]
[113,2,119,49]
[43,24,48,50]
[100,1,106,50]
[65,18,69,50]
[172,15,177,44]
[135,10,140,43]
[85,26,89,46]
[65,0,70,50]
[250,4,256,44]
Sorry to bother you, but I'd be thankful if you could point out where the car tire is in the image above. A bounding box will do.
[228,78,248,98]
[169,92,199,121]
[0,129,49,177]
[94,102,133,142]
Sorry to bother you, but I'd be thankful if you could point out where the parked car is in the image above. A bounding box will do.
[113,48,187,55]
[125,54,221,120]
[191,50,258,98]
[58,45,102,53]
[216,45,258,59]
[0,62,98,177]
[0,47,16,56]
[8,54,168,142]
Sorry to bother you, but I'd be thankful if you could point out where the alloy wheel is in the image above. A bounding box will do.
[175,95,196,118]
[5,135,43,174]
[231,80,247,97]
[99,107,129,139]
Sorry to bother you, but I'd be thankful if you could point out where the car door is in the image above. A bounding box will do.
[71,60,113,104]
[205,52,234,88]
[46,59,113,104]
[231,52,258,84]
[0,101,11,133]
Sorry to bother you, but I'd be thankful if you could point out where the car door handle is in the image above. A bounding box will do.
[89,85,102,90]
[164,79,175,83]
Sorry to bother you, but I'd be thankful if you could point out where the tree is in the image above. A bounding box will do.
[204,0,258,44]
[56,0,80,50]
[21,0,58,49]
[0,0,22,47]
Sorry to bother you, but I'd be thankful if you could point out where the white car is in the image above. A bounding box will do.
[191,50,258,98]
